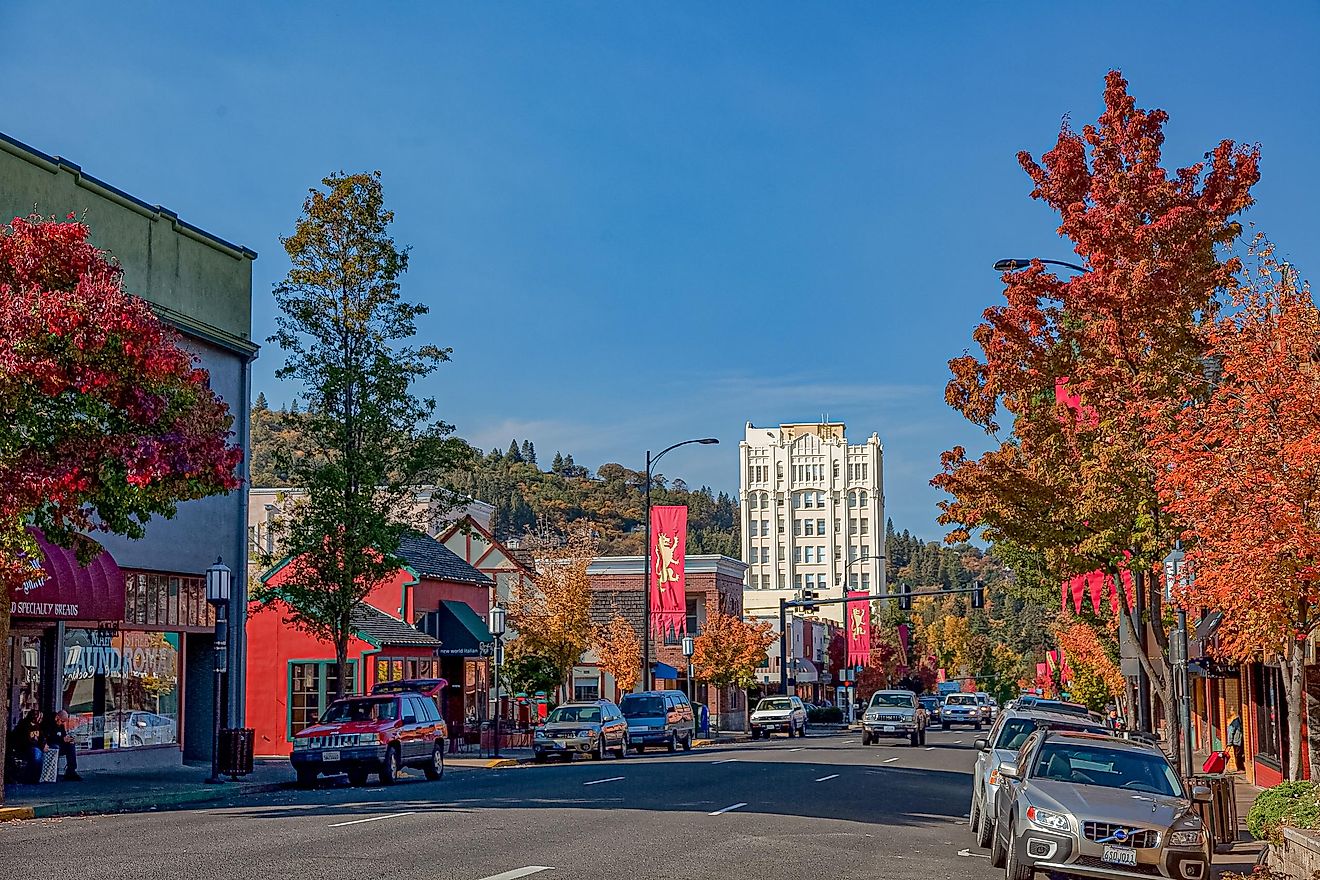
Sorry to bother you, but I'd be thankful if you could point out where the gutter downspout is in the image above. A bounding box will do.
[231,347,258,728]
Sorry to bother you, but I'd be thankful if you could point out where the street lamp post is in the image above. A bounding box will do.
[681,636,695,704]
[204,557,232,785]
[992,258,1088,274]
[642,437,719,691]
[489,605,507,759]
[1163,543,1194,780]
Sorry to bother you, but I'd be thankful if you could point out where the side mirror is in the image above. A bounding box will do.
[999,762,1020,780]
[1191,785,1212,804]
[974,738,989,752]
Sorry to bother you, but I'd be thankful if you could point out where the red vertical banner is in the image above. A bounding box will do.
[846,591,871,668]
[650,505,687,639]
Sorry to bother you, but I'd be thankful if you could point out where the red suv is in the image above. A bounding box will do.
[291,693,446,787]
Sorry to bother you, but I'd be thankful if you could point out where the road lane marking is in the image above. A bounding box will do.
[925,747,936,751]
[709,802,747,816]
[476,868,555,880]
[327,811,416,827]
[953,740,962,744]
[583,776,624,786]
[710,759,738,765]
[815,774,839,782]
[788,747,805,752]
[956,849,990,860]
[882,757,899,763]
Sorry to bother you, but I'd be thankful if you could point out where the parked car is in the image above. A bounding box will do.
[534,699,628,762]
[1014,695,1100,721]
[969,708,1112,850]
[861,689,927,746]
[70,711,178,748]
[940,692,983,730]
[918,694,942,724]
[619,690,694,753]
[749,695,808,739]
[974,692,993,723]
[290,693,446,787]
[991,729,1211,880]
[370,678,450,740]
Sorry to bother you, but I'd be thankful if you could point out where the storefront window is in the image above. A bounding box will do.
[374,656,440,684]
[8,635,43,727]
[62,628,180,750]
[1254,665,1285,766]
[288,661,357,738]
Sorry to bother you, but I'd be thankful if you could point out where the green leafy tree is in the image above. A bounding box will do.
[254,171,463,699]
[502,651,563,702]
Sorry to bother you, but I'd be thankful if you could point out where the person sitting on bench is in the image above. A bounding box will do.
[42,709,81,781]
[10,709,44,783]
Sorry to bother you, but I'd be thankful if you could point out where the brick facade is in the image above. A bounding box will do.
[585,555,749,731]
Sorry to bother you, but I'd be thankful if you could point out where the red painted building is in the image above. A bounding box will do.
[245,531,494,757]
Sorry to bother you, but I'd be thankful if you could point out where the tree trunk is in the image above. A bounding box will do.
[334,632,348,701]
[1284,637,1306,781]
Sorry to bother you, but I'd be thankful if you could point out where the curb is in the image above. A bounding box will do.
[18,780,289,820]
[0,806,35,822]
[484,758,521,769]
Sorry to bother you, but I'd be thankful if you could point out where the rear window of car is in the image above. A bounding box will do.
[946,695,976,705]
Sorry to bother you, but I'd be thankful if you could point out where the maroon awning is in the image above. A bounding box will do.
[11,529,125,621]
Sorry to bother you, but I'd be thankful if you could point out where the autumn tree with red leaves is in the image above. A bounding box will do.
[594,613,641,695]
[0,215,242,797]
[1154,248,1320,779]
[933,71,1260,768]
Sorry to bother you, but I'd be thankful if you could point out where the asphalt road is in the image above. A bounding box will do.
[0,728,999,880]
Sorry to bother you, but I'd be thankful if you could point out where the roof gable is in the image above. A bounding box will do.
[394,530,493,586]
[436,515,535,577]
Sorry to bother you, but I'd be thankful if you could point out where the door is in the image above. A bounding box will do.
[400,696,426,761]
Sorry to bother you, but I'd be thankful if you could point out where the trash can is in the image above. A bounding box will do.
[217,728,255,778]
[1188,773,1237,851]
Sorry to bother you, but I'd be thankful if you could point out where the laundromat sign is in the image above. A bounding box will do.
[64,631,178,681]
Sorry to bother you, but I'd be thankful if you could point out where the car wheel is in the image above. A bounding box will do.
[1004,821,1031,880]
[909,730,920,747]
[975,722,983,731]
[633,743,645,753]
[862,731,871,746]
[970,794,982,835]
[667,732,677,753]
[130,735,143,747]
[681,734,693,752]
[423,742,444,780]
[594,737,606,761]
[942,723,950,731]
[533,753,547,764]
[750,729,759,741]
[989,818,1007,868]
[295,767,318,789]
[799,722,808,738]
[347,767,369,787]
[976,803,995,849]
[919,727,927,746]
[379,746,400,785]
[613,738,627,759]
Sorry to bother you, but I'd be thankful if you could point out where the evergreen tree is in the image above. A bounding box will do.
[521,440,536,464]
[507,440,524,462]
[254,391,269,411]
[552,451,565,473]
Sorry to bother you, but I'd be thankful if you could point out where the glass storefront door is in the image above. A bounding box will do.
[6,631,47,731]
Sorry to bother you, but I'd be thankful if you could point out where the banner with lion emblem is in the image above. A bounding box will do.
[846,591,871,668]
[650,505,687,639]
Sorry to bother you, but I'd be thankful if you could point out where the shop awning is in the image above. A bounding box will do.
[12,529,124,621]
[653,661,680,680]
[792,659,819,683]
[417,600,493,657]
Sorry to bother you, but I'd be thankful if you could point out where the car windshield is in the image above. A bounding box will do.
[547,706,601,723]
[757,698,792,712]
[619,696,666,717]
[869,693,913,708]
[995,718,1108,751]
[946,695,976,705]
[1034,743,1182,797]
[321,698,397,723]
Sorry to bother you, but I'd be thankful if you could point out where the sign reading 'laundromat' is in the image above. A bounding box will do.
[64,641,177,681]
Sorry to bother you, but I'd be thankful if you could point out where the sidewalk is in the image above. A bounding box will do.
[1214,774,1266,878]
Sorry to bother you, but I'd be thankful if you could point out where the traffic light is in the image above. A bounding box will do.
[971,579,985,610]
[800,587,818,613]
[898,582,911,612]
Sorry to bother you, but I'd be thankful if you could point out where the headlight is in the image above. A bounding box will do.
[355,733,381,746]
[988,769,1000,786]
[580,729,598,738]
[1025,806,1070,831]
[1168,830,1203,847]
[534,729,547,739]
[293,737,310,749]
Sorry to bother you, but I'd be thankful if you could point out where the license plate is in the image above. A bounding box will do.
[322,750,341,762]
[883,726,895,732]
[1102,846,1137,867]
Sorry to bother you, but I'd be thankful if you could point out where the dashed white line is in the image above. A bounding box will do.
[327,811,416,827]
[476,868,555,880]
[583,776,624,786]
[710,759,738,765]
[953,740,963,744]
[925,747,936,751]
[709,802,748,816]
[815,774,839,782]
[882,757,899,763]
[788,747,805,752]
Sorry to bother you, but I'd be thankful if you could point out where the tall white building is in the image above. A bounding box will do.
[740,422,886,624]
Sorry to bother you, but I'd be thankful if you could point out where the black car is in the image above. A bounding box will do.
[918,694,941,723]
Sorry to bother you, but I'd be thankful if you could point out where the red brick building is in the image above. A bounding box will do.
[583,554,749,731]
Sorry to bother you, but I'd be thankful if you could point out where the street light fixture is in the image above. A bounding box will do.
[204,557,232,785]
[681,636,696,704]
[642,437,720,691]
[489,605,507,759]
[993,257,1088,273]
[1163,542,1194,780]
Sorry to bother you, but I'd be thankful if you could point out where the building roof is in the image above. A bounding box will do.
[395,530,493,586]
[350,604,441,648]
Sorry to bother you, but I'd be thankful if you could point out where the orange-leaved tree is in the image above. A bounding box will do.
[933,71,1260,768]
[594,613,640,695]
[511,526,597,697]
[1053,614,1124,712]
[1154,247,1320,779]
[693,609,777,729]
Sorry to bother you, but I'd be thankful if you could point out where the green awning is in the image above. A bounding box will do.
[418,600,493,657]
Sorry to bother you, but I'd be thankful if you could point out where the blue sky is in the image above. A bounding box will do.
[3,3,1317,541]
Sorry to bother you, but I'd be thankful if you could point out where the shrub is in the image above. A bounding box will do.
[807,706,844,723]
[1246,780,1320,844]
